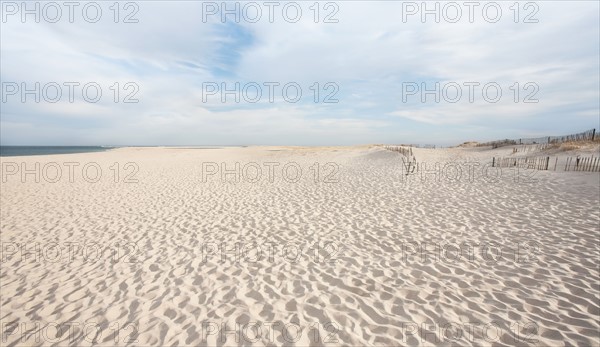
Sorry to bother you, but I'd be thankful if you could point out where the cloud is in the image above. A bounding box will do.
[1,1,598,145]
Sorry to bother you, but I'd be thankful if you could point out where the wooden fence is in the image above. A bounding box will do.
[479,128,596,148]
[512,143,552,153]
[411,144,437,149]
[492,157,550,170]
[384,146,413,157]
[493,156,600,172]
[565,157,600,172]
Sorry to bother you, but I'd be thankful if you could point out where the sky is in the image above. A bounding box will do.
[1,1,599,146]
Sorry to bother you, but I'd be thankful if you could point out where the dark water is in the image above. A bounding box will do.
[0,146,112,157]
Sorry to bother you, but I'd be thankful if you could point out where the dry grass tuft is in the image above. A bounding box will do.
[560,143,581,151]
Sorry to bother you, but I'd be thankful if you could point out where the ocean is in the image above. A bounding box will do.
[0,146,112,157]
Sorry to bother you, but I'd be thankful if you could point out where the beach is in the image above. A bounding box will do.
[1,145,599,346]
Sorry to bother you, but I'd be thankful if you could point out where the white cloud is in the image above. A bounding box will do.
[1,1,598,145]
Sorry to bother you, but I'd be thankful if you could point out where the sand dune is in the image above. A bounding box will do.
[1,146,598,346]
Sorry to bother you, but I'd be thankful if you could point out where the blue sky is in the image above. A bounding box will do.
[1,1,599,146]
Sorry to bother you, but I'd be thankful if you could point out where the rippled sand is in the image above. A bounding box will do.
[1,146,599,346]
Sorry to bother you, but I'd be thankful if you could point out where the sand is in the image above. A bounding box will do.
[1,145,598,346]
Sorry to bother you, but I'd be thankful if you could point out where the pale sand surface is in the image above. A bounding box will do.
[1,146,599,346]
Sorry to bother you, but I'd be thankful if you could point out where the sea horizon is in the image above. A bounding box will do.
[0,145,255,157]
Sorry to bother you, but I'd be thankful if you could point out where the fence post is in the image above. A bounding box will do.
[569,157,572,171]
[492,157,495,167]
[592,129,596,141]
